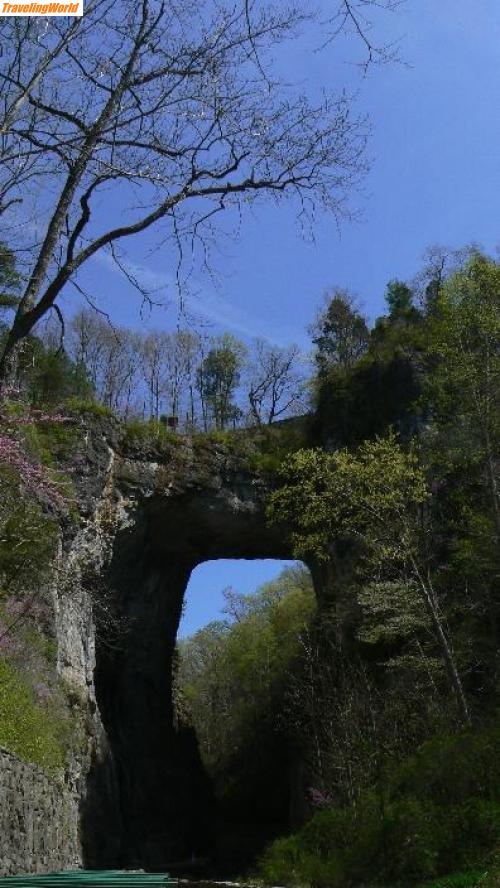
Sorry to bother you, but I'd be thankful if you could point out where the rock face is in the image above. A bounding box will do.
[94,429,296,868]
[0,417,314,872]
[0,748,80,875]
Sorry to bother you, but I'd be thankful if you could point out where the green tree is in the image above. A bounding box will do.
[197,334,246,430]
[268,434,471,724]
[312,290,369,374]
[426,253,500,540]
[176,566,315,833]
[28,345,93,405]
[371,279,422,352]
[385,279,415,319]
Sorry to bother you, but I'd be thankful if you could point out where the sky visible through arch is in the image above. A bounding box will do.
[178,559,302,639]
[52,1,500,632]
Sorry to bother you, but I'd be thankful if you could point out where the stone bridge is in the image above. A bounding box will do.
[69,420,326,869]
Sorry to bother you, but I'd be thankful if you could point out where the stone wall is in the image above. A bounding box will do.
[0,747,81,876]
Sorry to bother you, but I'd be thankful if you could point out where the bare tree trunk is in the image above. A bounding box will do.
[1,16,82,140]
[189,385,195,430]
[411,557,471,726]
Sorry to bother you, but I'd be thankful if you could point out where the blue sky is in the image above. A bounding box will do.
[60,0,500,351]
[178,1,500,635]
[177,560,301,638]
[53,1,500,634]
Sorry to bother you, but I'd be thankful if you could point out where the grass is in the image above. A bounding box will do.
[420,872,488,888]
[0,657,68,771]
[123,417,181,450]
[64,396,114,418]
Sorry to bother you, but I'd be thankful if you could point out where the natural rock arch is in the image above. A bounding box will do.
[86,434,325,869]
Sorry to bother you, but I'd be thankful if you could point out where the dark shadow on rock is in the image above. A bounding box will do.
[80,744,122,867]
[87,447,324,869]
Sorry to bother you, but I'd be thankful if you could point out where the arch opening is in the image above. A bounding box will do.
[89,475,324,872]
[174,557,316,878]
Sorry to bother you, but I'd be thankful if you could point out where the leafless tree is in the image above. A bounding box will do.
[0,0,379,382]
[138,331,169,421]
[98,327,141,415]
[163,329,202,426]
[70,309,107,392]
[69,309,141,414]
[326,0,406,71]
[0,11,89,218]
[248,339,306,424]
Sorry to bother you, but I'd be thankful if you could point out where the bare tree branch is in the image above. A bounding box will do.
[0,0,379,382]
[326,0,406,72]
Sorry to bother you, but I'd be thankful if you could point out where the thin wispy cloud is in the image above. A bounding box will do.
[92,251,306,348]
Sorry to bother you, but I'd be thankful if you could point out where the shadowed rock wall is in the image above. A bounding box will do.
[0,418,318,872]
[94,435,299,867]
[0,748,79,876]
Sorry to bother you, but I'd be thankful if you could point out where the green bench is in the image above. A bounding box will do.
[0,872,177,887]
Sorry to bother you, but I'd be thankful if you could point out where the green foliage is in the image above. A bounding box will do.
[2,333,95,407]
[384,279,418,319]
[123,417,180,450]
[259,792,496,886]
[0,424,77,773]
[247,449,287,475]
[192,427,253,457]
[480,859,500,888]
[177,565,315,827]
[0,657,67,771]
[312,290,369,373]
[314,352,422,447]
[197,333,246,430]
[259,831,346,887]
[357,579,428,639]
[259,722,500,887]
[268,432,429,565]
[24,419,80,466]
[390,726,500,806]
[313,275,424,446]
[0,465,58,595]
[191,416,311,474]
[248,417,312,467]
[28,347,94,405]
[259,798,383,887]
[64,397,114,418]
[422,874,488,888]
[424,253,500,484]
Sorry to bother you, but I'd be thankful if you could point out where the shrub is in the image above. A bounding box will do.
[0,657,67,771]
[259,800,382,887]
[481,864,500,888]
[258,722,500,887]
[259,835,306,886]
[247,448,288,475]
[24,419,79,465]
[192,428,254,458]
[422,873,488,888]
[0,465,58,594]
[389,728,500,805]
[123,418,180,450]
[63,397,113,419]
